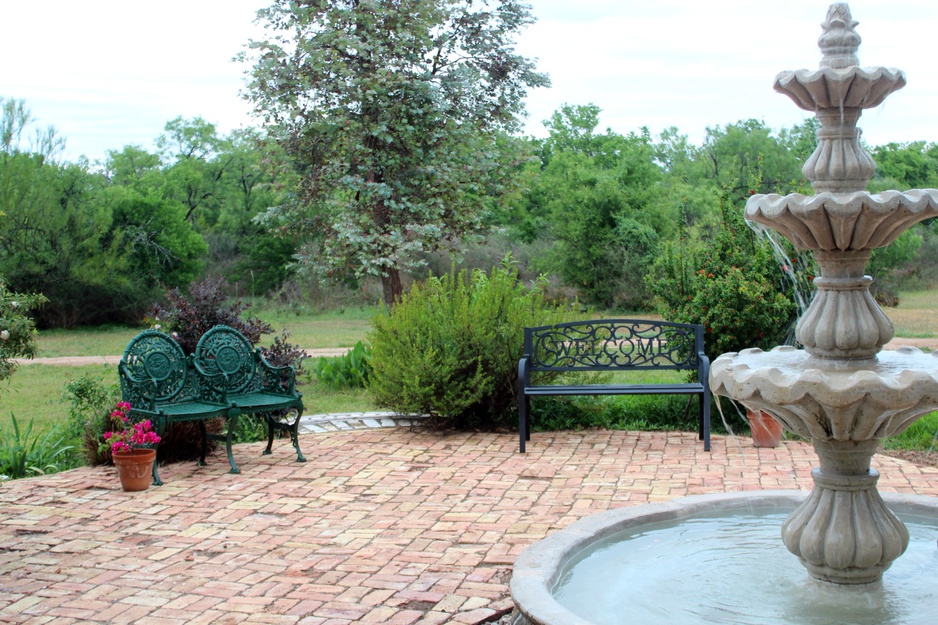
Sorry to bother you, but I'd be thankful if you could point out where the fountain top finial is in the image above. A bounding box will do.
[819,3,860,69]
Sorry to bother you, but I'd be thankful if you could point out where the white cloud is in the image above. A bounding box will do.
[1,0,936,161]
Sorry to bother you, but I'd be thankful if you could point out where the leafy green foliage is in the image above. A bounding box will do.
[0,101,209,327]
[368,261,569,430]
[63,369,120,466]
[230,415,269,445]
[651,192,796,361]
[314,341,372,390]
[532,394,701,434]
[0,413,74,480]
[0,280,46,383]
[242,0,549,306]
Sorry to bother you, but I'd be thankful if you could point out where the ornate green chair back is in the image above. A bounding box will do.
[120,330,188,404]
[194,325,256,393]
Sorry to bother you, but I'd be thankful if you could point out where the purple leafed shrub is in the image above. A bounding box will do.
[151,276,273,355]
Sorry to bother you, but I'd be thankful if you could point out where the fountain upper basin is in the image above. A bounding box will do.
[710,346,938,441]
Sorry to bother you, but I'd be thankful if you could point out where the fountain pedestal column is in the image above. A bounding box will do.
[781,441,909,584]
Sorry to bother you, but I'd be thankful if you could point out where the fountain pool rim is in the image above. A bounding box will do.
[509,490,938,625]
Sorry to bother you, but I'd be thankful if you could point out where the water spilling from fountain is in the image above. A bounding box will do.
[509,5,938,624]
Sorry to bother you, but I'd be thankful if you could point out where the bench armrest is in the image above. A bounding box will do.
[255,349,298,395]
[697,351,711,392]
[518,355,531,389]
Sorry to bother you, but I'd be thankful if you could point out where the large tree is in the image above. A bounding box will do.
[241,0,549,306]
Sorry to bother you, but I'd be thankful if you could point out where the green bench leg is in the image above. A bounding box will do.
[225,412,240,474]
[200,414,241,474]
[263,410,307,463]
[152,420,166,486]
[263,413,275,456]
[290,409,306,463]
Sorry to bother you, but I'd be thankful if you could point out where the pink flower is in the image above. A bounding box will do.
[102,401,161,456]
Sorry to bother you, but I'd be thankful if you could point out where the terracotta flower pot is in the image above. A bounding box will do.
[747,410,784,448]
[112,448,156,492]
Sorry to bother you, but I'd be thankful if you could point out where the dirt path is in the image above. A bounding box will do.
[16,347,352,367]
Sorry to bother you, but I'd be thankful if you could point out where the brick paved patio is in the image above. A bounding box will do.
[1,428,936,624]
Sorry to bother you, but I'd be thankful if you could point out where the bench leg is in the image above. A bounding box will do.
[225,412,241,474]
[518,394,529,453]
[701,393,711,452]
[289,409,307,463]
[263,413,276,456]
[262,410,307,463]
[152,419,166,486]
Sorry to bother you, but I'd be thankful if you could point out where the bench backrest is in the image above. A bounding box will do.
[119,329,200,406]
[524,319,704,372]
[194,325,257,393]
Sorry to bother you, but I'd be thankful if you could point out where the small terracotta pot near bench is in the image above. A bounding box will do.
[113,449,157,492]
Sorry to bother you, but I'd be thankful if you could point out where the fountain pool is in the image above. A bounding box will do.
[511,492,938,625]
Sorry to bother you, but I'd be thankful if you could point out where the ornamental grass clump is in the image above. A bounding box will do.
[368,260,571,431]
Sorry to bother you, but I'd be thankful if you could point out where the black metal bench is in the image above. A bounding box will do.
[119,326,305,485]
[517,319,711,453]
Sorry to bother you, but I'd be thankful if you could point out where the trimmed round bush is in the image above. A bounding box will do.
[368,262,570,431]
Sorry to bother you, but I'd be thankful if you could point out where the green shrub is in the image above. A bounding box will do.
[368,260,570,430]
[0,280,47,383]
[314,341,371,389]
[63,369,120,465]
[532,393,709,434]
[651,192,796,360]
[230,414,269,445]
[0,413,74,479]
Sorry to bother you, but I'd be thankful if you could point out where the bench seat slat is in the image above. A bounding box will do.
[228,392,304,411]
[524,383,704,396]
[147,402,228,419]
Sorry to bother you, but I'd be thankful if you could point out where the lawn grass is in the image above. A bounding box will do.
[0,364,113,437]
[256,306,375,350]
[889,288,938,338]
[36,326,142,358]
[33,307,377,358]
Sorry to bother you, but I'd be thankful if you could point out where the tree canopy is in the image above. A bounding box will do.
[240,0,549,306]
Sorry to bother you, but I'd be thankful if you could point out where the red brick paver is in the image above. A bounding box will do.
[1,430,936,624]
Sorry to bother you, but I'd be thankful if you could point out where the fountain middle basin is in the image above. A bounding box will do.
[510,491,938,625]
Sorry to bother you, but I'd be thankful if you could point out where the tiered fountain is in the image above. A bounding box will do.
[510,5,938,624]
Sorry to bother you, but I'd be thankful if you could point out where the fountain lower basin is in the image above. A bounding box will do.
[510,491,938,625]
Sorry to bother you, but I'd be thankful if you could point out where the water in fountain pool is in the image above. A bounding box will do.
[554,508,937,625]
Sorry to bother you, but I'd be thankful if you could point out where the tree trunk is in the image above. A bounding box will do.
[381,267,403,308]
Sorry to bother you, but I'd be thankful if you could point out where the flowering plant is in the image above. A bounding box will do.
[102,402,161,454]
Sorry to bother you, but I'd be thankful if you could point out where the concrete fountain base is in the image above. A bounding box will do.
[509,491,938,625]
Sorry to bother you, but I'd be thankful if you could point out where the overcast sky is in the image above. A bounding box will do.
[2,0,936,163]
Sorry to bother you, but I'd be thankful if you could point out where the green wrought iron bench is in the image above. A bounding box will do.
[517,319,711,453]
[119,326,305,485]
